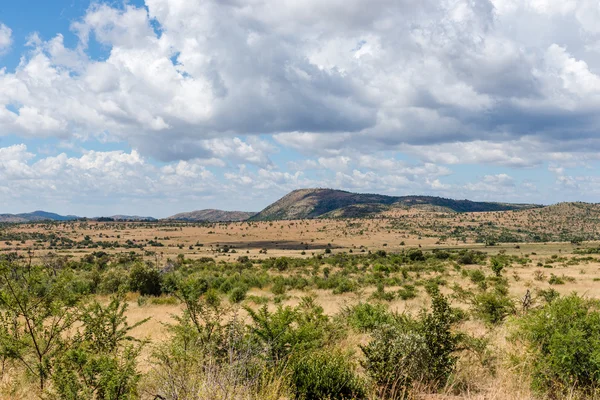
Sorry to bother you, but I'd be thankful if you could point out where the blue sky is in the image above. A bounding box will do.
[1,0,600,217]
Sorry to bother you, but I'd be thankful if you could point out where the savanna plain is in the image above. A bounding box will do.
[3,202,600,399]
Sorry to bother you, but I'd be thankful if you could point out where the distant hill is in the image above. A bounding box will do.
[250,188,541,221]
[166,209,257,222]
[105,215,157,222]
[0,211,79,223]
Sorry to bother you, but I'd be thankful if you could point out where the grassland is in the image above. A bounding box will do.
[2,205,600,399]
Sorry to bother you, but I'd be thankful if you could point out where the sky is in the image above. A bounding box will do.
[1,0,600,217]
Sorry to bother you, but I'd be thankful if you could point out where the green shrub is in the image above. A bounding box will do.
[407,249,425,262]
[397,284,417,300]
[99,268,129,294]
[245,297,335,366]
[290,350,366,400]
[472,289,515,324]
[490,257,505,277]
[361,290,459,397]
[271,278,286,295]
[343,302,393,333]
[537,288,560,304]
[229,286,247,303]
[333,277,357,294]
[128,263,163,296]
[513,294,600,397]
[370,283,395,301]
[51,295,147,399]
[469,269,486,285]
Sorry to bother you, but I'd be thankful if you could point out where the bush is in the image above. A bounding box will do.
[407,249,425,262]
[469,269,486,285]
[245,297,335,366]
[472,289,515,325]
[397,284,417,300]
[370,283,395,301]
[99,268,129,294]
[513,294,600,397]
[229,286,247,303]
[129,263,163,296]
[343,302,393,333]
[548,274,565,285]
[271,278,286,295]
[537,288,560,304]
[361,290,459,398]
[290,350,366,400]
[51,295,147,399]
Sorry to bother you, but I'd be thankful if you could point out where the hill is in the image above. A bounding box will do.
[165,209,257,222]
[250,188,541,220]
[106,215,157,221]
[0,211,79,223]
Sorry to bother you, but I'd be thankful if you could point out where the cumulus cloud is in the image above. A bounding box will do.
[0,144,223,212]
[0,0,599,158]
[0,23,11,55]
[2,1,600,212]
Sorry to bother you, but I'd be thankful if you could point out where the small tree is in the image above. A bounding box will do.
[51,294,148,399]
[0,260,80,390]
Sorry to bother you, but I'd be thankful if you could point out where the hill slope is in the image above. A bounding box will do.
[0,211,79,223]
[166,209,257,222]
[250,189,541,220]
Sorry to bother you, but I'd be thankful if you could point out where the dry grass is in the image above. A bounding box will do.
[3,208,600,399]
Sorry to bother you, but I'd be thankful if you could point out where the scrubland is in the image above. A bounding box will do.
[2,213,600,399]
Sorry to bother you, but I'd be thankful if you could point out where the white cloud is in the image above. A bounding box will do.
[0,0,598,160]
[0,23,11,55]
[3,1,600,212]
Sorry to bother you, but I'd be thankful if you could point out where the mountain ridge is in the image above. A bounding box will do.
[165,209,257,222]
[249,188,542,220]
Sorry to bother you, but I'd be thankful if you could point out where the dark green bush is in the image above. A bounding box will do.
[291,350,366,400]
[128,263,163,296]
[228,286,247,303]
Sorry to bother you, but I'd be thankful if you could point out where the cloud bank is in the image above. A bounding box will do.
[1,0,599,214]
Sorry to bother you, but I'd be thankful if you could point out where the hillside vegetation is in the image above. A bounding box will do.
[0,211,79,223]
[250,188,541,221]
[166,209,257,222]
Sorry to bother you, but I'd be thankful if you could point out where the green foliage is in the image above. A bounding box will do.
[370,283,395,301]
[537,288,560,304]
[548,274,565,285]
[469,269,486,285]
[397,284,417,300]
[472,288,515,325]
[128,263,163,296]
[361,290,459,398]
[52,345,142,400]
[99,268,129,294]
[229,286,247,303]
[290,350,366,400]
[343,302,393,333]
[513,294,600,397]
[0,261,80,390]
[245,297,335,367]
[490,257,505,277]
[51,295,146,399]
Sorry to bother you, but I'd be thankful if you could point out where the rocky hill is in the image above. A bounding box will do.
[0,211,79,223]
[166,209,257,222]
[250,188,541,220]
